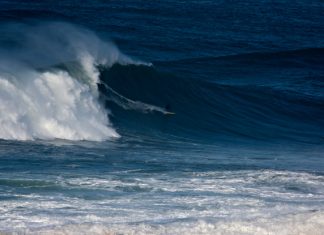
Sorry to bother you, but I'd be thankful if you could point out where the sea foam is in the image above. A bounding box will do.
[10,211,324,235]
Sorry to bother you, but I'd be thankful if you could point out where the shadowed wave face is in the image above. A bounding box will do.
[97,48,324,144]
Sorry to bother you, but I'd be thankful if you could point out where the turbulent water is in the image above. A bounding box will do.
[0,1,324,234]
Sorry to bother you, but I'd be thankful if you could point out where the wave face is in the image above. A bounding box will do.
[0,22,149,141]
[98,48,324,144]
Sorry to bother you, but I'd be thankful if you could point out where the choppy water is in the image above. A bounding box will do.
[0,1,324,234]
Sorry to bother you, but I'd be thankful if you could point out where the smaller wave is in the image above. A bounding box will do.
[159,47,324,65]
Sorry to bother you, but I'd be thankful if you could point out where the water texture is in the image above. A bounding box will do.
[0,1,323,234]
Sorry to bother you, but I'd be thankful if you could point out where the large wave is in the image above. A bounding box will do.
[0,22,149,141]
[1,22,323,143]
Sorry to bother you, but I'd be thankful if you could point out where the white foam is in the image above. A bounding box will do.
[0,69,119,141]
[9,211,324,235]
[1,170,323,233]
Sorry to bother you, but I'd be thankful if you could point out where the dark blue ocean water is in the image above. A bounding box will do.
[0,1,324,234]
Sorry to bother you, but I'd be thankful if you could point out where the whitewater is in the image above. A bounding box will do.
[0,22,156,141]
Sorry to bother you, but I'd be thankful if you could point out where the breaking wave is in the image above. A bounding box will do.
[0,22,149,141]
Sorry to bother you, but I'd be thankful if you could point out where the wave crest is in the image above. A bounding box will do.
[0,22,148,141]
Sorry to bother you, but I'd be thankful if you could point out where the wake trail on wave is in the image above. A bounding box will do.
[99,81,171,115]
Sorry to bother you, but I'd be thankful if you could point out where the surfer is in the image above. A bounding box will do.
[165,104,171,112]
[164,103,175,115]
